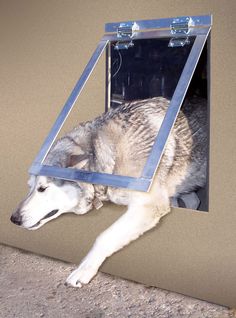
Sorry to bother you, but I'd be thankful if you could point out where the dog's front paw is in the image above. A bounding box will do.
[65,262,98,288]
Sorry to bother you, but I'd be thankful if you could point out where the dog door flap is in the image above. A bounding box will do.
[29,15,212,192]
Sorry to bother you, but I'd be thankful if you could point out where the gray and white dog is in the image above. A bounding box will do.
[11,97,207,287]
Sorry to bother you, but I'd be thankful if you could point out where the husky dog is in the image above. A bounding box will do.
[11,97,207,287]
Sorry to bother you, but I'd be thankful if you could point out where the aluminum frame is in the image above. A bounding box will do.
[29,15,212,192]
[105,15,212,33]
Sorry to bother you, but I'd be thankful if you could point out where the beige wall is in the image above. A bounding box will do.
[1,0,236,307]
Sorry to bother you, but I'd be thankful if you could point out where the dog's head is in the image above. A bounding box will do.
[10,154,95,230]
[10,175,95,230]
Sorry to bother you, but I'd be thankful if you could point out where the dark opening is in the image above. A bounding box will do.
[109,37,209,211]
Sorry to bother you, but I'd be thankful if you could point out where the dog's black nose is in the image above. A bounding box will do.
[10,213,22,226]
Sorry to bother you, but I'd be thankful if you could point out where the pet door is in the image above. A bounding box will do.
[29,15,212,193]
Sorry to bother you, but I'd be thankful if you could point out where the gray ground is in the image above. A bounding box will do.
[0,244,235,318]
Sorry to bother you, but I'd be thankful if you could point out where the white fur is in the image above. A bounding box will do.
[15,174,200,286]
[17,174,175,286]
[20,176,82,229]
[66,187,170,287]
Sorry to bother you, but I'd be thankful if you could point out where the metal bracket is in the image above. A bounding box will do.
[115,22,139,50]
[117,22,139,38]
[114,41,134,50]
[169,17,194,47]
[168,37,190,48]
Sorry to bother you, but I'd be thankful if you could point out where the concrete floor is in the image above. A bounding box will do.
[0,244,235,318]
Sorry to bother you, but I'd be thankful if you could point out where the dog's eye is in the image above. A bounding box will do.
[37,186,48,193]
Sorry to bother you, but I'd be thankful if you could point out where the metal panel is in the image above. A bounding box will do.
[30,163,151,191]
[105,42,111,112]
[105,15,212,33]
[103,26,210,42]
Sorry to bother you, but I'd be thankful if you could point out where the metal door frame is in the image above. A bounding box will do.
[29,15,212,192]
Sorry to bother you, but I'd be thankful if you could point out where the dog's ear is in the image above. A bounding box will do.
[67,154,90,169]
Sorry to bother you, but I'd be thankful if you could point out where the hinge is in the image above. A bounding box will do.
[117,22,139,38]
[170,16,194,35]
[169,16,194,47]
[115,22,139,50]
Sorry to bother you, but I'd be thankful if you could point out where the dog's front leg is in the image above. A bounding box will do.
[66,202,170,287]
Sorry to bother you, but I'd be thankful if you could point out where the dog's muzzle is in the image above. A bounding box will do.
[29,209,59,229]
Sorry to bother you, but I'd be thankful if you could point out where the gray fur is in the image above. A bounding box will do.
[45,96,207,203]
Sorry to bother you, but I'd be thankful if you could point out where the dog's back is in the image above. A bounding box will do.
[47,97,207,200]
[89,97,207,197]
